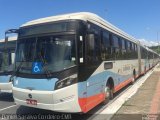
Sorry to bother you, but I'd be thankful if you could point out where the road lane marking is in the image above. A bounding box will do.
[0,105,17,112]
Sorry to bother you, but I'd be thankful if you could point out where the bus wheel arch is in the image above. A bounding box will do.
[106,77,114,99]
[103,77,114,104]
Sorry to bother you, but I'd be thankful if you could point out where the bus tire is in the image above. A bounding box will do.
[109,86,114,100]
[103,86,110,104]
[131,69,136,84]
[107,83,114,100]
[103,78,114,104]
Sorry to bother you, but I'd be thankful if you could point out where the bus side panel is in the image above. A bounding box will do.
[78,81,87,113]
[78,71,111,113]
[78,63,117,113]
[78,59,138,113]
[111,60,139,92]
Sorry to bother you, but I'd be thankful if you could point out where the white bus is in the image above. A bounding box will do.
[0,36,16,91]
[140,45,160,73]
[7,12,159,113]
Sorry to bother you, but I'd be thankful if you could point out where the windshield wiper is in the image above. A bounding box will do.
[9,60,25,82]
[38,53,52,79]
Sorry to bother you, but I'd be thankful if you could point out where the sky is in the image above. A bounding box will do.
[0,0,160,46]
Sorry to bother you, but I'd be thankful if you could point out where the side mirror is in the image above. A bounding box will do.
[104,62,113,70]
[4,29,18,49]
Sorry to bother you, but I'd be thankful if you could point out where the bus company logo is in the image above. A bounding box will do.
[28,94,32,99]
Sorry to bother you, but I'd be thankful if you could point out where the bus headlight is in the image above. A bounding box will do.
[55,76,77,90]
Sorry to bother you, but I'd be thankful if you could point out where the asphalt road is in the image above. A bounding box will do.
[0,92,14,110]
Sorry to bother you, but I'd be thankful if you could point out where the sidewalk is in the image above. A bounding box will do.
[112,65,160,120]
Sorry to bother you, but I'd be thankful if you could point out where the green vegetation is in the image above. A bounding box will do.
[149,46,160,54]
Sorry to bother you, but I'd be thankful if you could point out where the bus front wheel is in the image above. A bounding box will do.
[103,86,110,104]
[103,84,114,104]
[108,85,114,100]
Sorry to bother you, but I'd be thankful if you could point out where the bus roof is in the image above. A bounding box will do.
[0,36,17,43]
[21,12,138,44]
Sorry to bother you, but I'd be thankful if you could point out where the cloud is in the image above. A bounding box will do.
[138,39,159,47]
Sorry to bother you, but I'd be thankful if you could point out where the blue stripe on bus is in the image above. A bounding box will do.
[0,75,10,83]
[78,71,132,98]
[13,77,58,91]
[13,70,131,94]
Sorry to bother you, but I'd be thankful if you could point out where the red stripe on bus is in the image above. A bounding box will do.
[114,78,132,93]
[78,93,105,113]
[78,67,153,113]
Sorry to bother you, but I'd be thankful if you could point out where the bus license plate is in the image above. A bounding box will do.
[26,99,37,105]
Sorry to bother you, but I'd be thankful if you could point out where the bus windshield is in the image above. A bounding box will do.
[15,35,76,74]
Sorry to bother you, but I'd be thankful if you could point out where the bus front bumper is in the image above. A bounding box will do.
[12,84,81,113]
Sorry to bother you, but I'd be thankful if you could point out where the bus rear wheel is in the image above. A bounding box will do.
[109,85,114,100]
[131,70,136,84]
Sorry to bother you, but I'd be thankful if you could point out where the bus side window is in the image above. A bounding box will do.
[125,41,131,59]
[133,44,138,59]
[127,41,131,52]
[86,23,101,64]
[87,33,101,63]
[118,37,123,60]
[0,53,2,70]
[101,30,110,60]
[121,39,126,58]
[112,34,120,60]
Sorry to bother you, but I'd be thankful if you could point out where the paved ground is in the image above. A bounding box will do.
[0,93,14,110]
[112,65,160,120]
